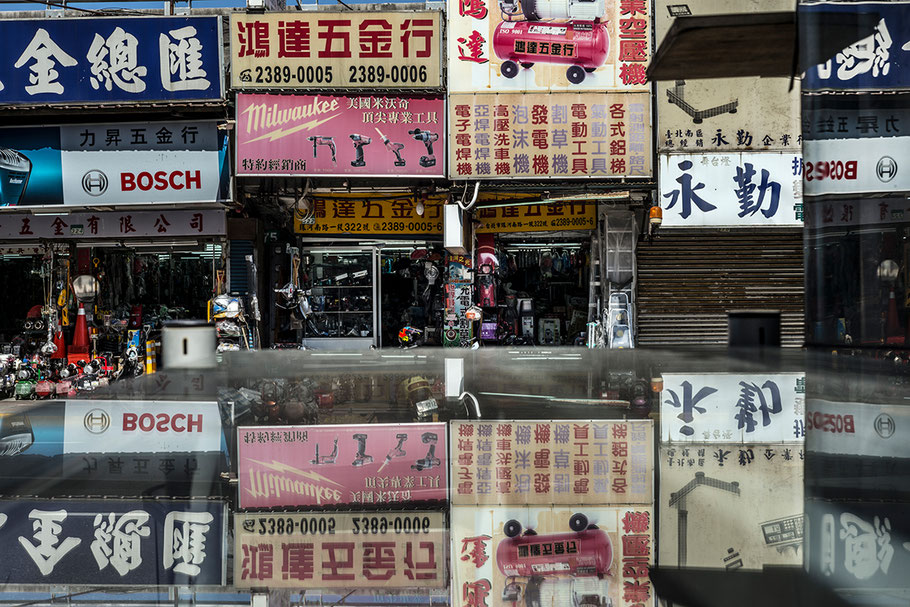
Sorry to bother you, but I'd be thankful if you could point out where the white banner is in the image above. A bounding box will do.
[806,399,910,458]
[660,373,806,443]
[63,400,223,454]
[803,137,910,196]
[659,153,803,227]
[0,210,225,240]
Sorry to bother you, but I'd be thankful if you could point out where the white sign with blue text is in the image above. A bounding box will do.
[659,153,803,227]
[661,373,806,443]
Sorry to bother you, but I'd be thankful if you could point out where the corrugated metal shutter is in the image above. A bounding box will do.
[229,240,254,295]
[636,229,804,347]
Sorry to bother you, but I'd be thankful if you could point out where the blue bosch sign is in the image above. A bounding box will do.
[0,499,226,586]
[0,16,222,104]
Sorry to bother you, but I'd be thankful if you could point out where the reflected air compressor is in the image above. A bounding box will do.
[497,513,614,607]
[493,0,609,84]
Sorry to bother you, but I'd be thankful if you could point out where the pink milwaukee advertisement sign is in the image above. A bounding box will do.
[238,423,448,508]
[236,93,445,178]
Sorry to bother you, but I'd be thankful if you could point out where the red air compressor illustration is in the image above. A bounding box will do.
[497,513,614,607]
[493,0,609,84]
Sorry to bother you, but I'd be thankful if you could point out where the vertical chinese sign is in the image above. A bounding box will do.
[234,512,445,589]
[0,499,226,585]
[448,93,650,179]
[450,421,655,607]
[230,12,442,89]
[0,17,222,104]
[236,93,445,178]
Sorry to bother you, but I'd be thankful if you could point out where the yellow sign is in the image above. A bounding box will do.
[476,202,597,233]
[230,12,442,89]
[234,511,446,588]
[294,194,444,236]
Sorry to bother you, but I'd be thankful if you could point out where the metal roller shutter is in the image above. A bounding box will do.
[636,229,804,347]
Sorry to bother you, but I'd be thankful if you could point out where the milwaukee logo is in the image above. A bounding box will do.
[245,459,344,505]
[242,98,341,143]
[122,412,203,433]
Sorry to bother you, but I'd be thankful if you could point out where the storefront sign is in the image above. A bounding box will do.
[0,121,229,207]
[447,0,649,92]
[0,499,226,585]
[238,423,448,508]
[656,0,800,153]
[801,102,910,142]
[234,511,445,589]
[805,500,910,588]
[450,420,653,506]
[660,373,805,443]
[659,443,803,569]
[803,137,910,196]
[0,17,222,104]
[659,153,803,227]
[451,506,653,607]
[0,210,225,240]
[230,12,442,89]
[805,196,910,230]
[802,2,910,91]
[476,202,596,233]
[64,400,223,454]
[806,399,910,458]
[293,194,443,236]
[449,92,651,179]
[236,93,445,177]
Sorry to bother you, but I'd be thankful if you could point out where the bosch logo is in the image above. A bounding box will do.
[122,412,203,433]
[874,413,895,438]
[876,156,897,182]
[82,170,109,196]
[121,170,201,192]
[804,160,857,182]
[83,409,111,434]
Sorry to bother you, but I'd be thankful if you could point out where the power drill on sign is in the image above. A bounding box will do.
[307,136,337,165]
[349,134,371,167]
[408,128,439,168]
[374,128,406,167]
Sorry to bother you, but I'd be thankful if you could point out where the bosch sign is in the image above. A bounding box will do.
[122,412,204,433]
[121,170,202,192]
[804,160,857,182]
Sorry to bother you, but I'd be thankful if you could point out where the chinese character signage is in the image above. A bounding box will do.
[660,373,806,443]
[449,92,651,179]
[475,202,596,233]
[451,506,653,607]
[801,3,910,91]
[0,121,229,207]
[659,153,803,227]
[293,194,444,236]
[804,196,910,230]
[238,423,448,509]
[659,443,803,569]
[656,0,800,153]
[236,93,445,177]
[234,511,445,589]
[805,500,910,588]
[0,17,222,105]
[450,420,653,506]
[447,0,649,92]
[0,210,224,240]
[803,137,910,196]
[230,12,442,89]
[0,499,226,585]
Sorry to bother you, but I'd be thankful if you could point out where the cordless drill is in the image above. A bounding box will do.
[351,433,373,466]
[374,128,406,167]
[408,128,438,168]
[307,136,336,165]
[349,134,371,167]
[411,432,441,471]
